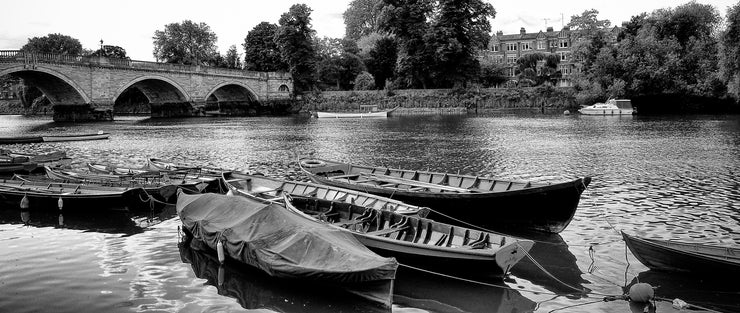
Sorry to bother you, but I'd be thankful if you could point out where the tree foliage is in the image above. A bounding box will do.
[380,0,435,88]
[22,33,83,55]
[720,2,740,98]
[354,71,376,90]
[344,0,384,41]
[153,20,218,65]
[243,22,286,72]
[93,45,128,59]
[316,37,366,90]
[365,36,397,89]
[276,4,318,93]
[224,45,242,69]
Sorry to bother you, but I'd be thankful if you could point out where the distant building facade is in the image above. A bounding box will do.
[480,26,622,87]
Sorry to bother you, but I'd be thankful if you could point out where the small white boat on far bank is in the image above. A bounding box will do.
[315,105,397,118]
[578,99,634,115]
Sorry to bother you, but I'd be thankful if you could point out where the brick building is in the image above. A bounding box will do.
[480,26,622,87]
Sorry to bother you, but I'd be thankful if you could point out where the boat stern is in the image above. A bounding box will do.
[495,240,535,274]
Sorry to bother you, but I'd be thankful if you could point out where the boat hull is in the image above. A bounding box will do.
[316,111,389,118]
[0,182,150,212]
[622,231,740,276]
[578,108,633,115]
[307,172,590,233]
[42,133,110,142]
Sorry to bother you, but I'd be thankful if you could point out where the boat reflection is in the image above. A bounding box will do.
[508,233,590,297]
[0,203,177,235]
[178,238,390,313]
[392,266,537,313]
[627,271,739,313]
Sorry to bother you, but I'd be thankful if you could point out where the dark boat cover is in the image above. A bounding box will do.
[177,191,398,283]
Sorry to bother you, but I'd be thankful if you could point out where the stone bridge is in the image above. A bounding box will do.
[0,50,293,121]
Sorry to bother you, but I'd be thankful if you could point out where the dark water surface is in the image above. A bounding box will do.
[1,113,738,312]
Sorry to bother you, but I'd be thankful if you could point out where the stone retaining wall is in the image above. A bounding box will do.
[303,88,578,114]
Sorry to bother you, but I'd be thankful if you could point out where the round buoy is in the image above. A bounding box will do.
[20,194,29,209]
[563,110,571,115]
[216,240,225,264]
[226,189,234,196]
[58,197,64,211]
[299,159,326,168]
[629,283,654,303]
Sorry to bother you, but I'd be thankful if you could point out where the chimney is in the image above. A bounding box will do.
[520,27,526,35]
[496,30,503,37]
[547,26,554,32]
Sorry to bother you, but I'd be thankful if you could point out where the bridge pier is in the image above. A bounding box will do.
[52,104,113,122]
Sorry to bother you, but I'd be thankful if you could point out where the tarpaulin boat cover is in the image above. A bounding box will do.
[177,191,397,283]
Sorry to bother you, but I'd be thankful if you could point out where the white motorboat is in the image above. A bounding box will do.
[578,99,634,115]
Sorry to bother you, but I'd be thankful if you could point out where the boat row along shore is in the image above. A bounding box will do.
[1,149,734,310]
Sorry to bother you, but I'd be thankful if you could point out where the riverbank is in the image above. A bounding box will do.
[303,87,578,114]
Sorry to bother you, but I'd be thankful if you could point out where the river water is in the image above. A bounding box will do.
[0,113,738,313]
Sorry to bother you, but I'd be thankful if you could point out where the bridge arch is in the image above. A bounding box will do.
[0,65,91,104]
[204,81,258,103]
[114,75,191,104]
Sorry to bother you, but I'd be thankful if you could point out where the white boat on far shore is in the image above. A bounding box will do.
[315,105,397,118]
[578,99,634,115]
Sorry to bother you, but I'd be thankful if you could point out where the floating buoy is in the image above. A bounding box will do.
[563,110,571,115]
[216,240,225,264]
[58,197,64,210]
[226,189,234,196]
[20,210,30,224]
[20,194,29,209]
[58,213,64,226]
[629,283,654,303]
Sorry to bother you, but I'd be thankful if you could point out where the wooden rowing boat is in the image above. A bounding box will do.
[87,163,147,175]
[283,194,534,276]
[622,231,740,276]
[176,190,398,308]
[147,158,230,177]
[222,171,428,216]
[299,158,591,233]
[0,179,152,211]
[0,151,71,175]
[0,132,109,144]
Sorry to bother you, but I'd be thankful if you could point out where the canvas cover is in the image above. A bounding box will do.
[177,191,397,283]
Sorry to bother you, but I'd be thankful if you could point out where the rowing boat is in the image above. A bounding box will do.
[222,171,428,216]
[0,132,110,144]
[147,158,230,177]
[284,194,534,276]
[87,163,147,175]
[622,231,740,276]
[315,106,398,119]
[176,190,398,308]
[0,151,71,175]
[299,158,591,233]
[0,179,151,211]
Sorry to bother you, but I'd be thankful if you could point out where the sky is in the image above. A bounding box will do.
[0,0,736,62]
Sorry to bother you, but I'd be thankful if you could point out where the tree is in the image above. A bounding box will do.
[153,20,218,65]
[380,0,434,88]
[567,9,612,74]
[316,37,366,90]
[429,0,496,87]
[276,4,318,93]
[365,36,397,88]
[344,0,384,41]
[720,2,740,99]
[224,45,242,69]
[243,22,286,71]
[21,33,83,55]
[93,45,128,59]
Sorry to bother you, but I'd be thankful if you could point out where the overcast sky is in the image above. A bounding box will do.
[0,0,735,61]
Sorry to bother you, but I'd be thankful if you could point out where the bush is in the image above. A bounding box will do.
[353,71,375,90]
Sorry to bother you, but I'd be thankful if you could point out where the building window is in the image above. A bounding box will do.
[559,65,571,76]
[508,67,516,77]
[521,42,531,50]
[559,40,569,48]
[507,43,517,51]
[537,40,546,50]
[495,55,504,64]
[492,45,499,52]
[550,41,558,48]
[278,85,289,92]
[506,55,517,64]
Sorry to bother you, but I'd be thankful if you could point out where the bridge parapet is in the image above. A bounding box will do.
[0,50,290,80]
